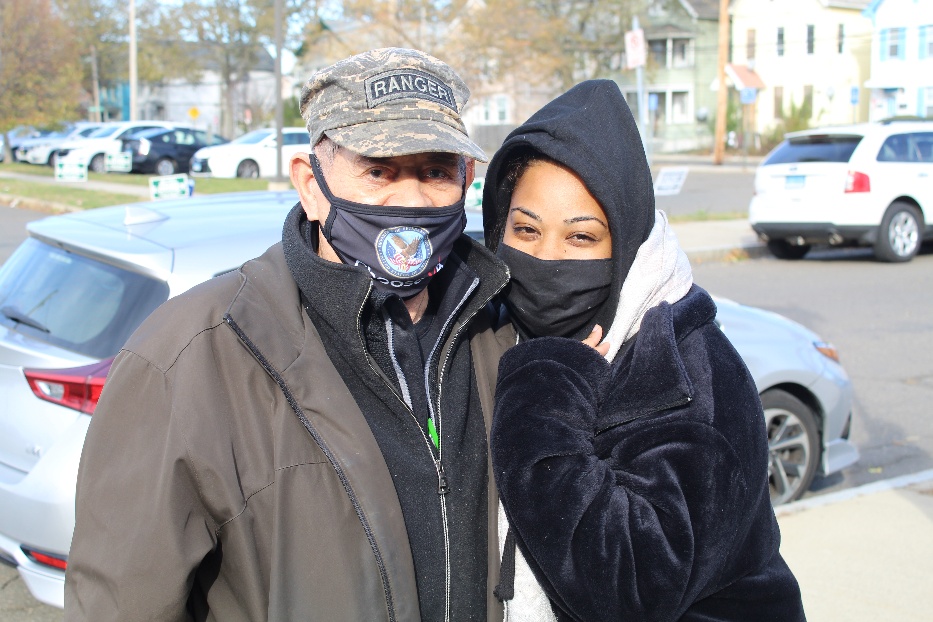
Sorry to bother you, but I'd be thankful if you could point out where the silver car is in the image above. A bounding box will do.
[0,192,858,608]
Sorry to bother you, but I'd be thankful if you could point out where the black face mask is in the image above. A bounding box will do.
[310,154,466,298]
[497,243,614,340]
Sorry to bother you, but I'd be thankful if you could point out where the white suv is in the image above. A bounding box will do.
[749,121,933,262]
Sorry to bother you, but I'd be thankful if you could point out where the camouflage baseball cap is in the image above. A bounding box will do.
[299,48,487,162]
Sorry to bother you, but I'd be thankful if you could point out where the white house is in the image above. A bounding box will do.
[862,0,933,120]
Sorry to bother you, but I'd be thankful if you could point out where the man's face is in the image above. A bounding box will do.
[290,145,475,263]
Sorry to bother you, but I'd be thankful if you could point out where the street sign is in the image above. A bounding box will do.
[740,87,758,105]
[648,93,659,112]
[149,174,192,201]
[188,106,200,120]
[106,152,132,173]
[654,167,689,196]
[850,86,860,105]
[54,161,87,183]
[624,28,646,69]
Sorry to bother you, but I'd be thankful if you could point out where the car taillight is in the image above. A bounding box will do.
[22,546,67,571]
[138,138,151,156]
[845,171,870,193]
[23,358,113,415]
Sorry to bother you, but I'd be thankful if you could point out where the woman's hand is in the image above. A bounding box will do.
[582,325,610,357]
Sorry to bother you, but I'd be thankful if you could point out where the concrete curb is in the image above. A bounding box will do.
[774,468,933,517]
[0,193,78,214]
[685,244,770,264]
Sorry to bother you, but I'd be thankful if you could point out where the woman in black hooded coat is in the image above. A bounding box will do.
[484,80,806,621]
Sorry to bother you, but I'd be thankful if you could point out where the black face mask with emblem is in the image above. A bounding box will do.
[310,154,466,298]
[497,243,614,340]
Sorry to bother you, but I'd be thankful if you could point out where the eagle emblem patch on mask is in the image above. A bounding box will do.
[375,226,433,278]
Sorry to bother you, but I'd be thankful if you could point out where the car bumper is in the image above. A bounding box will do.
[189,158,214,177]
[751,222,878,247]
[0,415,89,609]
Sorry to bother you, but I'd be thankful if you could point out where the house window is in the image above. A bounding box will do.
[482,99,491,122]
[803,85,813,115]
[921,25,933,59]
[838,24,845,53]
[881,28,905,60]
[671,91,690,123]
[807,25,815,54]
[649,39,667,66]
[774,86,784,120]
[777,27,784,57]
[747,29,756,61]
[496,96,508,123]
[672,39,692,67]
[926,88,933,116]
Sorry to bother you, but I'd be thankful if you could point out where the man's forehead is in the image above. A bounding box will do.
[343,149,461,167]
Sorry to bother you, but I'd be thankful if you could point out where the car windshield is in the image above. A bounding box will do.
[87,126,121,139]
[231,130,273,145]
[764,134,863,165]
[0,239,169,359]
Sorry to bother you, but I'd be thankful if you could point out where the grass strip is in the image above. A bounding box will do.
[0,179,143,210]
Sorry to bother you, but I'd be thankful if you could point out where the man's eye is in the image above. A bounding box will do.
[425,168,452,179]
[366,168,386,179]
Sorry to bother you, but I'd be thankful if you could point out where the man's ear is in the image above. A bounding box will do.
[290,151,322,221]
[464,158,475,188]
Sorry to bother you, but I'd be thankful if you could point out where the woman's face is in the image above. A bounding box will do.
[503,160,612,260]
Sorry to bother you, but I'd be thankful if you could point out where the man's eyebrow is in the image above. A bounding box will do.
[509,206,541,221]
[566,215,609,229]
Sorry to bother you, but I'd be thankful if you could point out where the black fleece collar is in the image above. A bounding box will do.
[596,285,715,432]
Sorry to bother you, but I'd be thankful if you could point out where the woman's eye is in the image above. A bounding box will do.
[569,232,599,245]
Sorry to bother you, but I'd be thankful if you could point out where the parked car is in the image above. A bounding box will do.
[749,120,933,262]
[120,127,228,176]
[55,121,188,174]
[189,127,310,178]
[0,193,857,608]
[16,123,104,166]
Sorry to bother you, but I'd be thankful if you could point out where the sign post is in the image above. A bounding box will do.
[625,18,649,164]
[850,86,859,123]
[739,88,758,170]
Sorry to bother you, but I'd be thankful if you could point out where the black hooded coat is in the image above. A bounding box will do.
[484,80,806,621]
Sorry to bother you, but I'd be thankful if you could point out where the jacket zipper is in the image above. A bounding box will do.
[224,313,399,622]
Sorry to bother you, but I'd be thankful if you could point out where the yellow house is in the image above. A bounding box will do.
[730,0,873,138]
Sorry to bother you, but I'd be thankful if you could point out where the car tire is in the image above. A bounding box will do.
[155,158,176,176]
[763,389,820,506]
[48,152,58,167]
[874,201,922,263]
[89,153,106,174]
[766,239,810,260]
[236,160,260,178]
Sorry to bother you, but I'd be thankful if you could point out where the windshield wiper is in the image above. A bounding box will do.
[1,305,50,333]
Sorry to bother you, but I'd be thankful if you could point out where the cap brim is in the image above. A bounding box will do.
[325,118,488,162]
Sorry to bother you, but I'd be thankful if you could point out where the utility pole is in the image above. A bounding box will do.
[713,0,729,165]
[91,45,102,122]
[274,0,284,183]
[129,0,138,120]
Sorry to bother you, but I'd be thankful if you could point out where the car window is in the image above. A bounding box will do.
[78,127,99,137]
[877,132,933,163]
[118,125,159,139]
[174,130,195,145]
[283,132,308,146]
[0,239,169,359]
[231,130,273,145]
[88,126,120,138]
[764,135,863,165]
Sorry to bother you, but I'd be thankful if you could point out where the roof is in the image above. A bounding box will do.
[681,0,721,20]
[822,0,871,9]
[646,23,695,39]
[726,64,766,90]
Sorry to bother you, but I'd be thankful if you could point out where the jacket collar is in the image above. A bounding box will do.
[596,285,715,432]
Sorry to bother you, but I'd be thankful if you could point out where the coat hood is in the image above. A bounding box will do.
[481,79,655,333]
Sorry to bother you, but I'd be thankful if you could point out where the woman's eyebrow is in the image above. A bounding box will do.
[566,215,609,228]
[509,206,541,221]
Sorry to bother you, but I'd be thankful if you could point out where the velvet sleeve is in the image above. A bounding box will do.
[491,337,748,622]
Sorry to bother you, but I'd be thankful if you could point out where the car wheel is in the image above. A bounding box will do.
[48,152,58,167]
[874,201,921,263]
[155,158,176,176]
[766,239,810,260]
[236,160,260,178]
[763,389,820,505]
[89,153,106,174]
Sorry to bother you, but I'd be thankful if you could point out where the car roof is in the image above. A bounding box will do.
[785,120,933,140]
[27,191,299,287]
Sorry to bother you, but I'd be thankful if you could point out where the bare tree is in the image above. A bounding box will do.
[0,0,82,161]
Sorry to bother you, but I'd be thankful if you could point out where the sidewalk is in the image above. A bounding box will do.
[774,470,933,621]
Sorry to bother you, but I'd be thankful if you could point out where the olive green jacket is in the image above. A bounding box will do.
[65,241,513,621]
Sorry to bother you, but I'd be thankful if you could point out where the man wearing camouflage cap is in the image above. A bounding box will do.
[66,48,513,621]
